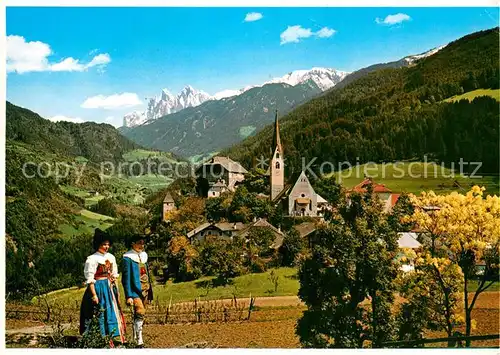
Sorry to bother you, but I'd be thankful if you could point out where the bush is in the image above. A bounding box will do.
[197,236,246,284]
[49,307,114,348]
[279,228,306,267]
[249,257,267,273]
[166,236,200,282]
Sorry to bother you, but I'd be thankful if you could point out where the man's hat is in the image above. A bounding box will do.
[127,233,150,247]
[93,228,112,251]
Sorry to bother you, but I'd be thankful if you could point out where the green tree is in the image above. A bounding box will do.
[388,193,415,232]
[197,236,245,284]
[242,167,269,193]
[296,192,400,348]
[90,198,117,218]
[165,236,200,282]
[246,227,276,257]
[313,175,342,205]
[279,228,306,266]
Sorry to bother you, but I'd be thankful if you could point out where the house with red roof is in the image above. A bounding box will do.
[347,177,400,212]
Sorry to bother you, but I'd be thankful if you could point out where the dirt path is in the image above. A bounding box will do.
[5,323,72,335]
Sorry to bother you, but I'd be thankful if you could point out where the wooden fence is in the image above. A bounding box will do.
[6,296,258,325]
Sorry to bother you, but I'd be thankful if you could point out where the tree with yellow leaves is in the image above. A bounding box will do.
[396,251,464,345]
[406,186,500,347]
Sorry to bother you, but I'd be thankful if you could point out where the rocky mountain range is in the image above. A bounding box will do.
[121,46,446,159]
[120,79,325,160]
[123,67,348,127]
[124,86,212,127]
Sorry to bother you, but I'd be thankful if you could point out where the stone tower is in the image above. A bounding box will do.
[270,110,284,201]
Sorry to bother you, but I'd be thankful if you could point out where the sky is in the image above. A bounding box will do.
[6,7,500,128]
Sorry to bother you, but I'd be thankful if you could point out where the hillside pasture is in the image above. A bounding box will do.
[443,88,500,103]
[331,162,499,195]
[58,209,113,237]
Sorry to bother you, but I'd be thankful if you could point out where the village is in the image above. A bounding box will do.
[160,112,421,266]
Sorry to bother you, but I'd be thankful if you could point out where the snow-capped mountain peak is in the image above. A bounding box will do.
[212,67,349,100]
[160,88,175,101]
[123,111,147,127]
[124,67,349,127]
[265,67,350,91]
[123,86,213,127]
[404,45,446,65]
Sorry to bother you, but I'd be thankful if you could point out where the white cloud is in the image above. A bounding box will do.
[316,27,336,38]
[48,115,85,124]
[81,93,143,110]
[6,35,51,73]
[87,53,111,68]
[7,35,111,74]
[280,25,314,45]
[376,13,411,25]
[244,12,263,22]
[50,57,85,72]
[280,25,336,45]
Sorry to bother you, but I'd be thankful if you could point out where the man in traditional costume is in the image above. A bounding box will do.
[80,229,126,346]
[122,234,153,347]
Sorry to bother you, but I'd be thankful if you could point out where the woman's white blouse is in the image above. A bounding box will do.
[83,252,119,284]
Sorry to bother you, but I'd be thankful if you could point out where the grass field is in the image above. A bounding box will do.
[239,125,257,138]
[45,268,299,305]
[44,267,498,307]
[122,149,180,164]
[58,209,114,237]
[331,162,499,196]
[188,152,219,165]
[127,174,174,192]
[443,88,500,103]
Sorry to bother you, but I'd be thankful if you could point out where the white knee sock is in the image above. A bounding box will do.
[134,319,144,345]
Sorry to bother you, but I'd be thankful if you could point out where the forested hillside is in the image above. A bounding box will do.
[121,80,323,159]
[7,101,140,163]
[224,28,500,179]
[5,103,182,298]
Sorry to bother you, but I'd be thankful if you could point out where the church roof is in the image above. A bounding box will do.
[316,194,328,203]
[271,110,282,156]
[271,184,293,203]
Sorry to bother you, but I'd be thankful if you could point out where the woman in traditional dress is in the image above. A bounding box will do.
[79,229,126,345]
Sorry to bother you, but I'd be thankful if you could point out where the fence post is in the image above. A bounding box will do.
[165,295,172,324]
[247,294,255,321]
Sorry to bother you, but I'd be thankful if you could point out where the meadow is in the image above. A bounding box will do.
[331,162,499,195]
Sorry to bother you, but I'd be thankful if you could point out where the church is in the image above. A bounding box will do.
[268,110,329,217]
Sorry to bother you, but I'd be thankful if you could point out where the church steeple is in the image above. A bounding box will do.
[271,109,282,155]
[270,109,284,201]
